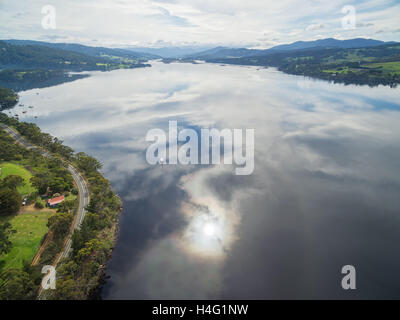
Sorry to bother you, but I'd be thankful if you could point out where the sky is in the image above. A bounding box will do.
[0,0,400,48]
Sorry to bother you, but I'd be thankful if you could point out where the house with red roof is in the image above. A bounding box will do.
[47,195,65,208]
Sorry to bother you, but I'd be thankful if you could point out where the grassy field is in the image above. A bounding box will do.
[65,193,77,202]
[322,61,400,77]
[323,67,350,74]
[0,211,53,270]
[362,61,400,75]
[0,162,36,195]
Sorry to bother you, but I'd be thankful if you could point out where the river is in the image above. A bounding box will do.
[12,61,400,299]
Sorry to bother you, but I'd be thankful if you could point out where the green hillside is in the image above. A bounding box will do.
[199,43,400,87]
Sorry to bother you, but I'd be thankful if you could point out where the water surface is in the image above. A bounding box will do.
[14,61,400,299]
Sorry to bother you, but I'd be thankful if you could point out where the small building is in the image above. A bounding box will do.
[47,195,65,208]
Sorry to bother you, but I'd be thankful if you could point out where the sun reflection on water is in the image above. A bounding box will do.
[179,199,239,260]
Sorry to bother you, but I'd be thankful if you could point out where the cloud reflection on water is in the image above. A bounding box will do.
[16,61,400,299]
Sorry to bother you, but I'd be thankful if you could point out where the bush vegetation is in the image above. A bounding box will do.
[0,112,122,299]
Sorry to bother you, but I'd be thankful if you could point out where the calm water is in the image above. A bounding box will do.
[13,61,400,299]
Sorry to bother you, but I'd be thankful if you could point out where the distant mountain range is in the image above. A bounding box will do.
[185,38,397,60]
[0,37,398,89]
[268,38,392,51]
[185,46,261,59]
[2,38,396,61]
[123,46,215,58]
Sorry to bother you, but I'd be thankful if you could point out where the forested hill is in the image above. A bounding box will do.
[0,41,151,91]
[185,38,394,60]
[0,41,148,71]
[267,38,391,51]
[4,39,160,61]
[192,43,400,87]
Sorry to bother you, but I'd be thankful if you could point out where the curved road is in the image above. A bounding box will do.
[0,123,89,260]
[55,164,89,262]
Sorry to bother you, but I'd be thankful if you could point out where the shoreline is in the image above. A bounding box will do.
[88,206,122,300]
[0,114,123,300]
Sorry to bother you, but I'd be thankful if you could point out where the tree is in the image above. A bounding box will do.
[49,176,68,194]
[34,201,44,209]
[30,174,49,195]
[0,223,15,255]
[57,200,76,213]
[77,238,102,262]
[47,212,72,238]
[0,87,18,110]
[0,269,36,300]
[0,175,24,190]
[22,261,43,286]
[86,196,100,213]
[75,152,102,173]
[52,278,79,300]
[57,260,78,278]
[0,187,21,216]
[71,227,95,255]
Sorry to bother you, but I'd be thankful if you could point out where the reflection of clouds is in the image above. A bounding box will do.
[179,170,241,260]
[109,237,223,299]
[17,61,400,299]
[180,199,232,259]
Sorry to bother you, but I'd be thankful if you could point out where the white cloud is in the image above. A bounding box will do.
[356,22,374,28]
[306,23,326,31]
[0,0,399,47]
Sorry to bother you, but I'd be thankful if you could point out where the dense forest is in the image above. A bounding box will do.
[5,40,160,61]
[0,87,18,110]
